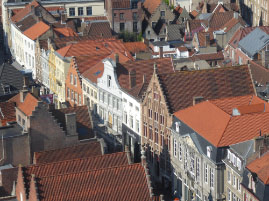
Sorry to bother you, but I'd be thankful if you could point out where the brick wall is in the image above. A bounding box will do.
[65,59,83,107]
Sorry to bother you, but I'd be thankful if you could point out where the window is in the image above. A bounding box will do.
[148,30,150,35]
[161,11,165,17]
[237,159,242,170]
[154,128,158,144]
[71,90,74,101]
[204,163,208,183]
[133,12,137,20]
[136,120,139,132]
[152,22,156,28]
[135,106,139,111]
[120,13,124,20]
[69,8,75,16]
[124,111,127,124]
[91,89,93,97]
[131,2,137,8]
[129,102,133,107]
[176,122,180,132]
[108,94,111,106]
[83,84,86,91]
[75,92,78,103]
[79,95,81,105]
[70,73,73,84]
[207,146,212,158]
[116,99,119,110]
[160,114,164,125]
[78,7,83,16]
[236,178,240,191]
[129,115,133,128]
[233,175,236,187]
[18,115,21,123]
[196,157,200,181]
[133,22,138,32]
[228,171,231,183]
[178,143,182,161]
[160,131,164,147]
[87,86,89,94]
[87,7,92,16]
[154,112,158,121]
[228,188,231,201]
[67,88,70,98]
[143,122,147,137]
[190,152,195,174]
[149,125,152,140]
[210,168,214,188]
[238,56,242,65]
[174,139,177,157]
[120,23,125,31]
[107,75,111,87]
[74,75,77,86]
[4,85,10,94]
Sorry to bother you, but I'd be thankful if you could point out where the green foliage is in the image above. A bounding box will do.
[163,0,169,6]
[118,31,143,42]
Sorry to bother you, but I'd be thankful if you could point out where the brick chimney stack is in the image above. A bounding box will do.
[129,69,136,89]
[65,113,77,136]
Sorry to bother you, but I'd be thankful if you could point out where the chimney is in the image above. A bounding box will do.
[65,113,77,136]
[141,146,147,167]
[61,10,67,25]
[233,12,239,19]
[129,70,136,89]
[193,96,204,105]
[143,74,146,83]
[254,134,269,157]
[115,53,119,64]
[159,46,163,58]
[205,33,210,47]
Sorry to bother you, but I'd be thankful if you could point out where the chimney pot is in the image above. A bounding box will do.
[159,46,163,58]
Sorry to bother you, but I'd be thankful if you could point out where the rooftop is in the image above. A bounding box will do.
[158,65,255,113]
[23,21,50,40]
[31,163,152,201]
[33,140,103,164]
[174,95,269,147]
[51,105,94,139]
[247,152,269,184]
[17,93,39,116]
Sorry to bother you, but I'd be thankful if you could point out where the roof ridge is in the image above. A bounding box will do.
[28,152,126,169]
[36,163,142,179]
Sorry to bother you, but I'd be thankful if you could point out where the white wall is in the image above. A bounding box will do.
[41,49,50,90]
[97,59,122,133]
[23,35,36,78]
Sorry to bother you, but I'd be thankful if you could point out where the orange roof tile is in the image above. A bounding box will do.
[221,18,241,33]
[23,21,50,40]
[34,141,103,164]
[190,10,199,17]
[143,0,162,15]
[174,6,183,14]
[17,93,39,116]
[56,38,132,59]
[34,163,152,201]
[54,27,78,37]
[247,152,269,184]
[124,42,149,55]
[11,0,39,23]
[174,95,269,147]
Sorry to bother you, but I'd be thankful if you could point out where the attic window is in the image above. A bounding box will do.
[175,122,181,133]
[94,71,101,76]
[4,85,10,94]
[207,146,212,158]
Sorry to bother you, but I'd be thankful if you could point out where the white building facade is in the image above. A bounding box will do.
[97,59,122,142]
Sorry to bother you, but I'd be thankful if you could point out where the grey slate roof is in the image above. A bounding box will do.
[238,28,269,57]
[0,63,24,97]
[230,140,254,159]
[167,24,184,41]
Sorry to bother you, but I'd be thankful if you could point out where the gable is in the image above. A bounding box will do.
[149,2,175,23]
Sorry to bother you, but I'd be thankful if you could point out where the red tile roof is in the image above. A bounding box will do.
[174,6,183,14]
[56,38,132,59]
[111,0,131,8]
[249,60,269,86]
[174,95,269,147]
[81,52,131,84]
[117,58,174,98]
[83,21,113,38]
[191,51,224,61]
[190,10,199,18]
[143,0,162,15]
[0,102,16,125]
[23,21,50,40]
[221,18,241,33]
[45,6,64,12]
[33,141,103,164]
[81,16,108,21]
[124,42,149,55]
[33,163,152,201]
[54,27,78,37]
[158,65,255,114]
[11,0,40,23]
[197,31,216,47]
[17,93,39,116]
[247,152,269,184]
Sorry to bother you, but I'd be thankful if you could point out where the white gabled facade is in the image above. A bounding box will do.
[23,34,36,78]
[97,59,122,140]
[41,48,50,93]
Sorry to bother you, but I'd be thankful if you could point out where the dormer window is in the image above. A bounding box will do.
[4,85,10,94]
[107,75,111,87]
[207,146,212,158]
[237,159,242,171]
[233,155,237,167]
[227,150,231,161]
[175,122,180,133]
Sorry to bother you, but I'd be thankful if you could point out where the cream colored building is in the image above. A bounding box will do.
[81,76,98,114]
[242,0,269,26]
